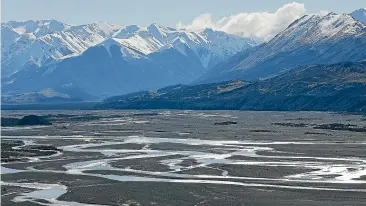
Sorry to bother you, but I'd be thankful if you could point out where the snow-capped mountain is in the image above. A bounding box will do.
[100,24,256,65]
[196,11,366,84]
[351,8,366,24]
[1,20,123,76]
[1,20,255,76]
[5,19,69,37]
[2,20,257,100]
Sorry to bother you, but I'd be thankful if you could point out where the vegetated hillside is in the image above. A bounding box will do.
[97,62,366,112]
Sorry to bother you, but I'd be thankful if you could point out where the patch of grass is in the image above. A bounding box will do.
[272,122,308,127]
[214,121,237,125]
[1,115,52,126]
[1,140,61,162]
[314,123,366,133]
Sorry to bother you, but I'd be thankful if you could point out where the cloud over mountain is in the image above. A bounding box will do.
[176,2,306,42]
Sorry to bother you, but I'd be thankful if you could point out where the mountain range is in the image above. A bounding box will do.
[196,11,366,84]
[1,20,256,101]
[2,9,366,109]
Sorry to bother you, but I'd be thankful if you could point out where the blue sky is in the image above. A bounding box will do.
[2,0,365,26]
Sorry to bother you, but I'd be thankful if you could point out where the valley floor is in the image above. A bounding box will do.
[1,110,366,205]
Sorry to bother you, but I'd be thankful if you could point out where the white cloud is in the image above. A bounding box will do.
[176,2,307,42]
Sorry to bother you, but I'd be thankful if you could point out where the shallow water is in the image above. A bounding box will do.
[2,110,366,205]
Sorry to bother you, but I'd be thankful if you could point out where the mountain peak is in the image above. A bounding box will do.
[203,28,215,32]
[91,21,109,26]
[84,21,123,37]
[279,12,364,43]
[201,28,218,36]
[148,23,165,29]
[112,25,142,39]
[326,12,338,16]
[353,8,366,12]
[350,8,366,24]
[147,23,170,42]
[3,19,69,35]
[148,23,168,32]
